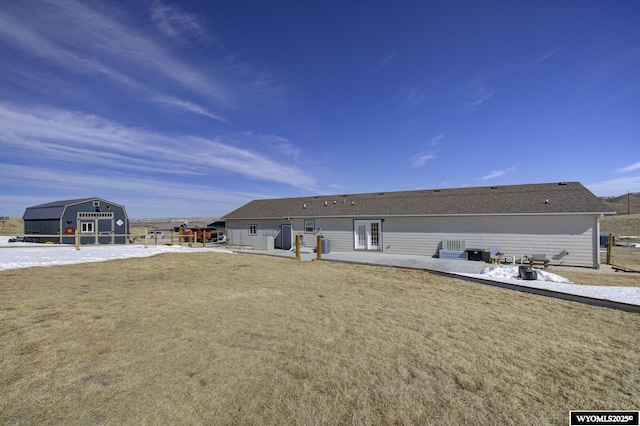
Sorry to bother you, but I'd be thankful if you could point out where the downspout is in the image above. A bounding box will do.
[595,214,602,269]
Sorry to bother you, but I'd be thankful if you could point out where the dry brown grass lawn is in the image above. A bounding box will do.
[552,245,640,286]
[1,252,639,425]
[556,267,639,286]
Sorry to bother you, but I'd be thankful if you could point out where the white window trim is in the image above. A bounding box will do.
[304,219,315,234]
[81,222,94,233]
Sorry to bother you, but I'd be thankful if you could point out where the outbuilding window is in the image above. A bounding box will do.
[81,222,94,233]
[249,224,257,235]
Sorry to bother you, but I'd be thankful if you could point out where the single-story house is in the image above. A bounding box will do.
[221,182,614,268]
[23,198,129,244]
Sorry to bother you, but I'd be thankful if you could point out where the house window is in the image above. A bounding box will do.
[249,224,257,236]
[304,219,315,233]
[81,222,94,233]
[370,222,379,246]
[93,200,100,207]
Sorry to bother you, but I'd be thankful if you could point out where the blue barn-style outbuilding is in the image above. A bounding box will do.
[22,198,129,244]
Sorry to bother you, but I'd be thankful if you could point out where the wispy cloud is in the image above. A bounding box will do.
[409,133,445,167]
[150,1,209,44]
[0,1,228,105]
[150,95,231,124]
[380,53,395,69]
[0,11,144,91]
[427,133,445,147]
[410,153,436,168]
[404,83,427,108]
[467,83,494,107]
[0,102,316,188]
[247,67,284,96]
[480,166,516,180]
[616,161,640,173]
[536,46,563,63]
[243,132,302,161]
[223,56,286,100]
[0,162,253,217]
[586,176,640,197]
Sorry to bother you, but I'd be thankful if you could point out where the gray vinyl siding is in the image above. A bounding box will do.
[227,218,355,251]
[226,219,284,250]
[305,218,354,251]
[381,215,597,267]
[227,214,601,268]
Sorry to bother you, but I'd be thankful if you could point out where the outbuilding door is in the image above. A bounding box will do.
[354,220,381,251]
[77,212,114,244]
[279,224,292,250]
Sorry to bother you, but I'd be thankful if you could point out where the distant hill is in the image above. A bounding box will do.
[600,214,640,238]
[0,217,23,236]
[130,217,220,230]
[600,192,640,215]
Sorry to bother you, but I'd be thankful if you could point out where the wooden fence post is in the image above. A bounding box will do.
[75,229,80,250]
[295,234,301,260]
[316,234,322,260]
[607,233,613,265]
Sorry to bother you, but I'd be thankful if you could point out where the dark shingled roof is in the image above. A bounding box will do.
[222,182,613,220]
[23,198,123,220]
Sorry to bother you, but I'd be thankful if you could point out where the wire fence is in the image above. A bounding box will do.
[5,229,228,249]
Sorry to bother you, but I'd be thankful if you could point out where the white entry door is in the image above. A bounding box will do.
[354,220,381,250]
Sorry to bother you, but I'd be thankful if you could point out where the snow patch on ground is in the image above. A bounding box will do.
[1,237,638,306]
[459,265,640,306]
[0,237,232,271]
[479,265,572,283]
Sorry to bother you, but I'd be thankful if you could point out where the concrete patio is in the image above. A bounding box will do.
[234,248,490,275]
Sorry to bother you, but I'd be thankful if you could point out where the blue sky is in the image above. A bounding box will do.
[1,0,639,218]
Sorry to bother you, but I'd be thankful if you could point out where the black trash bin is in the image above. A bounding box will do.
[466,249,485,261]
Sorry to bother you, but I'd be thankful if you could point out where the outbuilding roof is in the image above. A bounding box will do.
[222,182,613,220]
[23,198,124,220]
